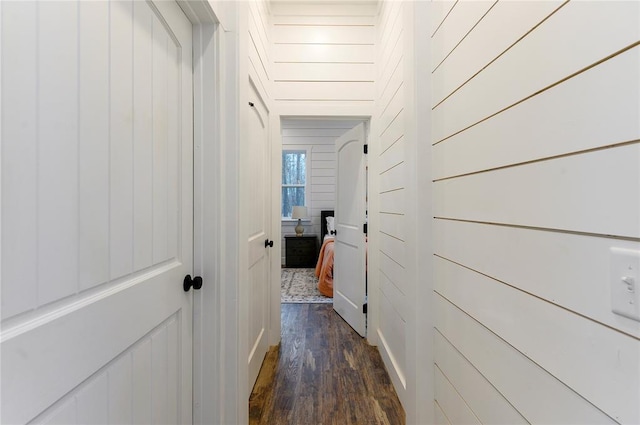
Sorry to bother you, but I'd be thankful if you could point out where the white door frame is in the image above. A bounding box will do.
[179,1,245,424]
[272,113,376,346]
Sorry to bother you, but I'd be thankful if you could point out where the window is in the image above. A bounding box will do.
[282,150,308,218]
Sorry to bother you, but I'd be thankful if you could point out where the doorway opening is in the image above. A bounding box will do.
[278,117,369,335]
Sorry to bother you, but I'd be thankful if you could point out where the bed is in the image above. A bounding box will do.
[315,210,335,297]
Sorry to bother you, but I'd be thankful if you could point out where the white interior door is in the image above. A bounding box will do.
[246,82,271,392]
[334,123,367,337]
[1,1,193,423]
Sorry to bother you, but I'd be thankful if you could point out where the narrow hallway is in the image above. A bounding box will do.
[249,304,405,425]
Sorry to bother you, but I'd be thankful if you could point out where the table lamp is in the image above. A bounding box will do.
[291,206,308,236]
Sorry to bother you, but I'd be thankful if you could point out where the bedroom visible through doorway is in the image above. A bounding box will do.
[279,118,368,324]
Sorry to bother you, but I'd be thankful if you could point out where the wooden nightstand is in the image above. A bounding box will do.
[285,235,319,267]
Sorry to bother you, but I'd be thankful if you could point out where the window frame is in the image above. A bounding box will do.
[281,146,311,221]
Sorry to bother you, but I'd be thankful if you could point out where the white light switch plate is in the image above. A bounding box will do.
[610,247,640,322]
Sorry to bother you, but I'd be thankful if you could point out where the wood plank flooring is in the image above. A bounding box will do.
[249,303,405,425]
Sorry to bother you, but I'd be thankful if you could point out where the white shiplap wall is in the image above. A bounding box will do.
[430,1,640,424]
[248,0,271,100]
[270,2,377,108]
[374,0,410,409]
[280,119,361,265]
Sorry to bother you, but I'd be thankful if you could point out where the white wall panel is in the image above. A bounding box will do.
[311,160,335,170]
[435,219,640,338]
[434,366,481,425]
[272,4,375,106]
[379,232,405,266]
[273,43,375,64]
[273,63,375,82]
[249,33,270,98]
[379,135,403,171]
[432,1,563,105]
[378,290,407,388]
[434,332,528,425]
[379,212,405,242]
[378,61,403,120]
[378,86,404,140]
[248,0,271,110]
[312,176,335,185]
[431,0,496,70]
[435,255,639,423]
[434,400,451,425]
[272,15,373,26]
[379,162,404,193]
[374,1,409,410]
[310,168,334,177]
[270,3,377,17]
[274,81,374,101]
[282,127,353,138]
[430,0,456,37]
[379,270,406,322]
[432,1,640,142]
[379,251,406,293]
[430,0,640,423]
[379,189,404,215]
[249,3,270,75]
[380,112,404,154]
[434,145,640,238]
[433,46,640,179]
[248,0,271,102]
[379,2,402,68]
[273,25,374,45]
[435,295,616,424]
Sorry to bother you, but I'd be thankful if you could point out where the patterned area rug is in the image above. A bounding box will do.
[281,268,332,304]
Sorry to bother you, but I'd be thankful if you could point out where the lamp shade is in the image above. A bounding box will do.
[291,206,308,219]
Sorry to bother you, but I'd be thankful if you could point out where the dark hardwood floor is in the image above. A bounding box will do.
[249,303,405,425]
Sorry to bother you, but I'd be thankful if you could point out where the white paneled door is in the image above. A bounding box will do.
[334,123,367,336]
[246,82,272,394]
[1,1,194,423]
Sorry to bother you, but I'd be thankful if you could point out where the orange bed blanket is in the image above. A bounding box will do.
[315,238,334,297]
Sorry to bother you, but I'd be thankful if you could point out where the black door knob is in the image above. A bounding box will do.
[265,239,274,248]
[184,275,203,292]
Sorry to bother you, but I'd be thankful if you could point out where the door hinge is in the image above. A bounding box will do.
[363,223,367,234]
[363,303,368,314]
[364,144,368,154]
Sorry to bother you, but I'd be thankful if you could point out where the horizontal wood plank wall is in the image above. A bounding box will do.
[280,120,360,266]
[270,2,376,106]
[375,0,408,408]
[431,1,640,424]
[248,0,271,101]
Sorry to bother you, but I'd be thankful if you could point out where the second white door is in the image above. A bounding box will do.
[246,82,272,392]
[334,123,368,337]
